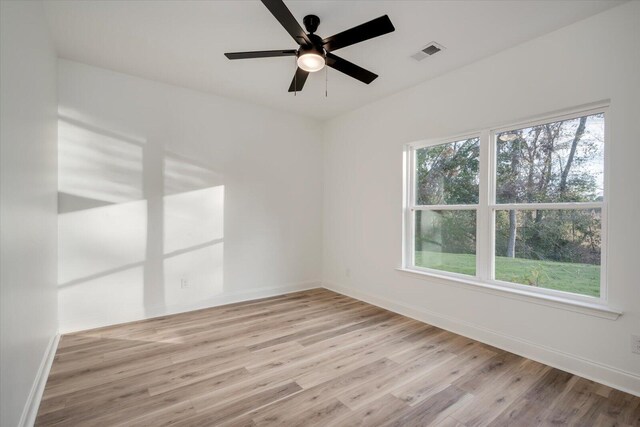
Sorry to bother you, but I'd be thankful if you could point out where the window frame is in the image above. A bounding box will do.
[403,104,610,306]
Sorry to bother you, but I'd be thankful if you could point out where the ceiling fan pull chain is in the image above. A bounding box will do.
[294,56,297,96]
[325,64,328,97]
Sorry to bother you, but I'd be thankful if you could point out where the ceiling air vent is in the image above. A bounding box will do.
[411,42,445,61]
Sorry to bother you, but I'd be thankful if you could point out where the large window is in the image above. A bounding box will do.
[404,107,607,302]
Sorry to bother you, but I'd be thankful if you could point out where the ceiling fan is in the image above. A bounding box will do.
[224,0,395,92]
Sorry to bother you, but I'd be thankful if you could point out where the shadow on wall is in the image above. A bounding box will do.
[57,118,224,332]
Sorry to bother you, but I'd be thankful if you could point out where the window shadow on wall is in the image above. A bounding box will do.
[163,152,224,312]
[57,118,224,332]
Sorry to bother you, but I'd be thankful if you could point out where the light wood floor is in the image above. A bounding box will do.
[36,289,639,426]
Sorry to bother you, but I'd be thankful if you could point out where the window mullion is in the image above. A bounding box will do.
[404,147,416,267]
[477,130,492,281]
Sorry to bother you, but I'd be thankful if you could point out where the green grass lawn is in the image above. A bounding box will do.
[414,251,600,297]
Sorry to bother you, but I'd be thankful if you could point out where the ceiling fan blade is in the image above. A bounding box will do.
[325,53,378,84]
[323,15,395,52]
[288,67,309,92]
[261,0,311,46]
[225,49,297,60]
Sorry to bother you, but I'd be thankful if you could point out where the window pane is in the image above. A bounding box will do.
[494,209,601,297]
[415,138,480,205]
[496,113,604,204]
[415,210,476,276]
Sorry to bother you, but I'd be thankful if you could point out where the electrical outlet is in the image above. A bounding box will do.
[632,335,640,355]
[180,278,189,289]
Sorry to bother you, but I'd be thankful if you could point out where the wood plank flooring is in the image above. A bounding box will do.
[36,289,640,426]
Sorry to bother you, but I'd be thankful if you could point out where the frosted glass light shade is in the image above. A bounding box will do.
[297,53,325,72]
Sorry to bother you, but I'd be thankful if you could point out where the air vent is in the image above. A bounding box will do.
[411,42,445,61]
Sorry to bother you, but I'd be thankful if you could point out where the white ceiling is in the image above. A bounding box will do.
[43,1,624,120]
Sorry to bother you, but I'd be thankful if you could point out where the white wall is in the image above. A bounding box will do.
[0,2,59,426]
[57,60,323,333]
[323,1,640,395]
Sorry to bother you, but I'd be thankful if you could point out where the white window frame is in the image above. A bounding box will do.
[402,103,612,310]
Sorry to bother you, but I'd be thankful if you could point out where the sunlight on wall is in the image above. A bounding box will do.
[164,186,224,254]
[57,120,226,332]
[58,119,143,212]
[164,153,223,197]
[57,119,148,331]
[58,200,148,285]
[164,153,225,307]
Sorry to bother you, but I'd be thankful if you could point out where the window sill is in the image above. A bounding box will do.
[396,268,622,320]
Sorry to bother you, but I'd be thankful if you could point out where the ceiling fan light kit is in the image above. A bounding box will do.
[224,0,395,93]
[297,52,325,73]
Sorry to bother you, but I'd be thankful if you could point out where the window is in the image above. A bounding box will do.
[404,107,607,302]
[412,137,480,276]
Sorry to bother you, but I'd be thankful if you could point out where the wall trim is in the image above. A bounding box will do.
[61,280,323,334]
[19,333,60,427]
[323,282,640,397]
[147,281,323,320]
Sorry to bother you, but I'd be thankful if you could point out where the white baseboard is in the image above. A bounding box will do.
[149,281,323,319]
[323,282,640,398]
[19,333,60,427]
[61,281,323,334]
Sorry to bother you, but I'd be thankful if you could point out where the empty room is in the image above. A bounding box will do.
[1,0,639,425]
